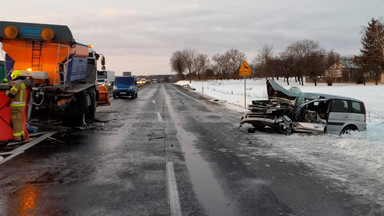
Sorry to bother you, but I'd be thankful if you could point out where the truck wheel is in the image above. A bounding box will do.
[63,103,84,126]
[63,90,91,126]
[85,88,96,124]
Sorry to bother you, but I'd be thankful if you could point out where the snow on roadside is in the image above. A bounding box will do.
[175,79,384,206]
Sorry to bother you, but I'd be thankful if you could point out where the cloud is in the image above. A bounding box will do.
[101,8,136,18]
[11,14,64,25]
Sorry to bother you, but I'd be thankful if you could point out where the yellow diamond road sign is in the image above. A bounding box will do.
[239,61,251,76]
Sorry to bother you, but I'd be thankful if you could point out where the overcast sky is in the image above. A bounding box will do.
[0,0,383,75]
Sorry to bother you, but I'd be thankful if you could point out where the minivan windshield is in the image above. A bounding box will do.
[115,76,135,85]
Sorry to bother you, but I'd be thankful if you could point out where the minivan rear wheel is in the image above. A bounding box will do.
[340,125,357,135]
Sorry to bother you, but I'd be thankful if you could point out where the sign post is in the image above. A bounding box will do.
[238,61,251,108]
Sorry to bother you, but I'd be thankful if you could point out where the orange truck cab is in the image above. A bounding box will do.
[0,21,109,126]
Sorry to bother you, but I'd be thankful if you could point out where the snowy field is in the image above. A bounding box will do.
[176,78,384,207]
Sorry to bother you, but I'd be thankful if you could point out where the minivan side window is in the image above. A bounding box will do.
[351,101,365,114]
[331,99,349,112]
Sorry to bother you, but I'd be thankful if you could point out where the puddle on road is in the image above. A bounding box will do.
[165,89,237,216]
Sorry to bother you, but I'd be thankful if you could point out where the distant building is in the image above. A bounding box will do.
[324,60,359,83]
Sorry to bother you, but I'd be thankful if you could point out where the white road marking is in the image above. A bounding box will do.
[157,112,163,122]
[0,131,56,165]
[152,100,156,104]
[167,161,182,216]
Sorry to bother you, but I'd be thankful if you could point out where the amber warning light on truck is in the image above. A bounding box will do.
[4,25,18,39]
[4,25,55,41]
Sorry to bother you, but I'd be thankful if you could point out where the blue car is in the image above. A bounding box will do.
[113,76,138,99]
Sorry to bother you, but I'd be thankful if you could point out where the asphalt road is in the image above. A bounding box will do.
[0,83,382,216]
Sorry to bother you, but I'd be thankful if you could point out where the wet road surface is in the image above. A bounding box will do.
[0,83,382,215]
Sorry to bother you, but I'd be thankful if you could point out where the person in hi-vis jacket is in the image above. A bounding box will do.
[6,70,26,141]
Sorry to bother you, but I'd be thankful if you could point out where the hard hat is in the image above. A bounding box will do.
[11,70,23,80]
[2,78,8,83]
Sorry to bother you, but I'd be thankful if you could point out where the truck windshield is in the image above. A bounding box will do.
[115,76,135,85]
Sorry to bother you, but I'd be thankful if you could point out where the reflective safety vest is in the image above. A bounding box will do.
[7,80,26,107]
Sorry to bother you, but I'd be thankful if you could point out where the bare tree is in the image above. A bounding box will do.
[252,44,274,79]
[224,48,246,79]
[325,50,341,68]
[285,39,325,86]
[170,50,186,79]
[284,42,304,85]
[182,48,198,82]
[212,53,229,79]
[193,53,210,80]
[276,52,295,85]
[305,50,326,86]
[204,68,215,80]
[211,54,222,79]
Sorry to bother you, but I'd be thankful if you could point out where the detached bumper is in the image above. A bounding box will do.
[240,112,278,126]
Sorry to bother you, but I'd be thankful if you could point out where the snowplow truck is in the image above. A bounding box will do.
[0,21,109,125]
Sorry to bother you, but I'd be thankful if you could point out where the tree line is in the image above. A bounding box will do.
[170,18,384,85]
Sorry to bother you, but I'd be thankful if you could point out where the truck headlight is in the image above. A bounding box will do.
[113,85,117,90]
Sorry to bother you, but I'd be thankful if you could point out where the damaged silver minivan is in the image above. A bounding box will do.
[240,79,367,135]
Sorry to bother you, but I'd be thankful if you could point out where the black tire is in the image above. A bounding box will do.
[113,94,117,99]
[63,103,84,126]
[85,88,96,124]
[340,125,357,135]
[63,90,91,126]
